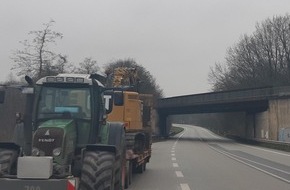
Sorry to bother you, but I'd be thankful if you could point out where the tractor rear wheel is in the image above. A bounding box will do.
[0,149,18,176]
[79,151,115,190]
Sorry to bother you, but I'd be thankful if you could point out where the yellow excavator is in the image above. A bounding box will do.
[104,67,154,188]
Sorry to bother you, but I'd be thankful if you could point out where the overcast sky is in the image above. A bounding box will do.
[1,0,290,97]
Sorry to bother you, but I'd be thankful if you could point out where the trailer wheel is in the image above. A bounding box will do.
[79,151,115,190]
[0,149,18,175]
[134,162,145,174]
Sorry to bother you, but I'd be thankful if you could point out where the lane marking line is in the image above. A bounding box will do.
[238,144,290,157]
[173,163,179,167]
[171,150,175,153]
[200,128,224,140]
[209,145,290,183]
[212,146,290,175]
[178,132,185,139]
[180,183,191,190]
[175,171,184,177]
[197,126,290,157]
[172,157,176,161]
[171,154,175,156]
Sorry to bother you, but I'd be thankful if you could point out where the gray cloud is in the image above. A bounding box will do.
[1,0,290,97]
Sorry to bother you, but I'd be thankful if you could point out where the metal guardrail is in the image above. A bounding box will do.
[254,138,290,152]
[227,135,290,152]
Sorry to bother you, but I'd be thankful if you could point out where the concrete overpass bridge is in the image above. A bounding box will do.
[156,86,290,141]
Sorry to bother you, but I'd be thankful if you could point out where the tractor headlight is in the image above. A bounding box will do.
[32,147,40,156]
[53,147,62,157]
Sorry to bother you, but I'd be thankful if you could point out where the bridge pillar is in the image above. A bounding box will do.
[253,98,290,141]
[158,113,170,137]
[245,113,256,139]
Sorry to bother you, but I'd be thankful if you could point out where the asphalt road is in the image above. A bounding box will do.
[127,124,290,190]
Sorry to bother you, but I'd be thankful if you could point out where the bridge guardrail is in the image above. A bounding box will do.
[158,86,290,108]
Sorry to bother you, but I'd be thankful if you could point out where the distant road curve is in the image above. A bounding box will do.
[128,124,290,190]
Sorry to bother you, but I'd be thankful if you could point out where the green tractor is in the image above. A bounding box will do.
[0,73,126,190]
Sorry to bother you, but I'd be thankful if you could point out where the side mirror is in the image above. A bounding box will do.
[0,90,5,104]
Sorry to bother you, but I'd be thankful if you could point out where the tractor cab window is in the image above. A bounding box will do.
[37,86,91,120]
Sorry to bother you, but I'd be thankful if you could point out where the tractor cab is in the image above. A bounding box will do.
[29,74,106,177]
[33,74,106,146]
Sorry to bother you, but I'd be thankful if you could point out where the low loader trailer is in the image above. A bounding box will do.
[104,67,156,188]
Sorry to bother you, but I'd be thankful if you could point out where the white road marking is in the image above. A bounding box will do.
[172,127,190,188]
[197,126,290,157]
[239,144,290,157]
[178,132,185,139]
[175,171,184,177]
[217,147,290,174]
[209,145,290,183]
[180,183,191,190]
[200,128,223,139]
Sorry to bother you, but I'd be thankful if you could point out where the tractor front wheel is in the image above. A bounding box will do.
[79,151,115,190]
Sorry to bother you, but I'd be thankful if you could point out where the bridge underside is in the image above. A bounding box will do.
[157,100,269,137]
[158,100,269,115]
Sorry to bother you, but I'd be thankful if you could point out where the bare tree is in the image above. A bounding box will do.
[75,57,100,74]
[209,14,290,91]
[3,73,21,85]
[104,58,164,98]
[11,20,65,80]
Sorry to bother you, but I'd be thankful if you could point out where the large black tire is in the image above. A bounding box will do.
[0,149,18,176]
[79,151,115,190]
[134,162,145,174]
[113,157,122,190]
[107,122,126,190]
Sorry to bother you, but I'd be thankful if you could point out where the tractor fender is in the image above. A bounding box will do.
[85,122,125,157]
[107,122,126,153]
[86,144,117,154]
